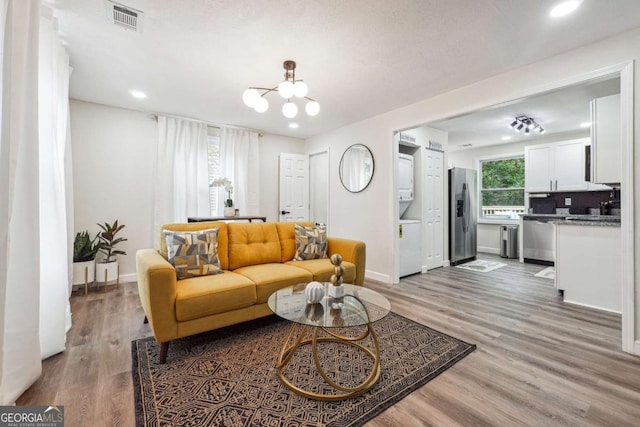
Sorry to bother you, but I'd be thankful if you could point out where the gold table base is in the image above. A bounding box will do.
[276,322,381,401]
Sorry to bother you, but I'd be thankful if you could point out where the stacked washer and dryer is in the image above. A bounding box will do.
[399,153,422,277]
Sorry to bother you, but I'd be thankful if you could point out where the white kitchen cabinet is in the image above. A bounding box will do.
[555,223,621,313]
[590,94,621,184]
[525,138,589,192]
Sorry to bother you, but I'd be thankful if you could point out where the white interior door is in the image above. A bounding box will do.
[279,153,309,222]
[309,151,329,227]
[425,149,444,270]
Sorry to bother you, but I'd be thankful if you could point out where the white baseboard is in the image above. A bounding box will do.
[422,265,429,274]
[365,270,392,284]
[563,299,622,314]
[443,260,450,267]
[120,273,137,283]
[478,246,500,255]
[633,340,640,355]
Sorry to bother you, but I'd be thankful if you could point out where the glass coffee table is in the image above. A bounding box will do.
[267,282,391,401]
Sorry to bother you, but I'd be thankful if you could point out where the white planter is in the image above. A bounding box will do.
[73,260,95,285]
[95,261,119,283]
[224,207,236,217]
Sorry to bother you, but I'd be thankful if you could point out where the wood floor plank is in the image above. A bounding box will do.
[16,255,640,426]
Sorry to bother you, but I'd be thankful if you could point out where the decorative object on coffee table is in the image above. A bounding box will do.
[329,253,344,298]
[305,281,325,304]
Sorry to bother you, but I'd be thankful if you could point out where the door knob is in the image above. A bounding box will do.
[281,210,291,215]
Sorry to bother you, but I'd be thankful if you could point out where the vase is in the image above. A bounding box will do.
[95,261,118,283]
[73,260,95,285]
[224,207,235,217]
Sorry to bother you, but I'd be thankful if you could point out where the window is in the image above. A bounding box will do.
[207,135,220,215]
[479,156,525,220]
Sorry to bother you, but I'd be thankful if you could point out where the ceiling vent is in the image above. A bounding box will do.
[105,0,143,33]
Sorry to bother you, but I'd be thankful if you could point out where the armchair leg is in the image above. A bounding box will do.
[143,316,148,324]
[159,341,169,364]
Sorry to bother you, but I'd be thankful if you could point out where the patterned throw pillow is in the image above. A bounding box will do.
[294,224,328,261]
[164,228,223,280]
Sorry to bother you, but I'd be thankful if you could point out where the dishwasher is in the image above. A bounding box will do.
[522,215,558,265]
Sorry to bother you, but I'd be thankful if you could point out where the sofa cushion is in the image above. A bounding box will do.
[285,259,356,284]
[294,224,328,260]
[164,228,223,280]
[175,271,256,322]
[275,221,315,262]
[233,263,312,303]
[160,221,229,270]
[228,223,282,270]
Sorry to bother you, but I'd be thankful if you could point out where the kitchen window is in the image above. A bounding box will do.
[479,155,525,220]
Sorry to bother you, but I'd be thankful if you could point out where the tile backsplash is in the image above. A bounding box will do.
[529,190,621,214]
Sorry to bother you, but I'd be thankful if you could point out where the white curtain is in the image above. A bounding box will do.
[38,5,72,358]
[219,127,260,216]
[0,0,42,405]
[154,116,209,242]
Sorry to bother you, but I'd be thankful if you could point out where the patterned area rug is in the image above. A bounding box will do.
[534,266,555,280]
[455,259,507,273]
[132,313,475,427]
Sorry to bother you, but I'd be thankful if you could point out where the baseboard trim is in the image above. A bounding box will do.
[443,260,450,267]
[634,340,640,355]
[119,273,137,283]
[478,246,500,255]
[365,270,391,284]
[563,299,621,315]
[422,266,429,274]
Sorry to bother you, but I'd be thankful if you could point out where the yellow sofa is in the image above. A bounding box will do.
[136,221,366,363]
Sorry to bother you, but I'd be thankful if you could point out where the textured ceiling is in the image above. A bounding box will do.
[48,0,640,138]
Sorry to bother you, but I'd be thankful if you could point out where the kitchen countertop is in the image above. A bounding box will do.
[554,215,621,227]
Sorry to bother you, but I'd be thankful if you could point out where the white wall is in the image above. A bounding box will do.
[259,134,306,222]
[71,100,155,280]
[305,27,640,343]
[71,100,305,278]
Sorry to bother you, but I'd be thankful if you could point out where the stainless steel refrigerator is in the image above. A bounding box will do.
[449,167,477,266]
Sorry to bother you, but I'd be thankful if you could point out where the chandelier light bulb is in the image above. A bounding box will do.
[242,88,261,108]
[254,97,269,113]
[278,80,295,99]
[305,100,320,116]
[527,121,535,130]
[293,81,308,98]
[282,102,298,118]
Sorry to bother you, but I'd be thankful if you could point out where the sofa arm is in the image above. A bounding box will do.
[327,238,366,286]
[136,249,179,343]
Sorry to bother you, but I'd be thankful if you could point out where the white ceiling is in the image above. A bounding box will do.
[429,76,621,152]
[48,0,640,139]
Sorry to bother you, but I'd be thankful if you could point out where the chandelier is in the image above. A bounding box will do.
[509,115,544,135]
[242,60,320,119]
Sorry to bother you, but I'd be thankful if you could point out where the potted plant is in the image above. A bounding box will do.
[72,231,99,295]
[95,219,127,288]
[211,177,235,216]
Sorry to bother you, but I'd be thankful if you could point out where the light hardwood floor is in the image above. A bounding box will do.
[17,255,640,426]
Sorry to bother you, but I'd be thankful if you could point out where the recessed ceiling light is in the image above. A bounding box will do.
[501,136,512,141]
[288,123,299,129]
[580,121,591,128]
[549,1,581,18]
[129,90,147,99]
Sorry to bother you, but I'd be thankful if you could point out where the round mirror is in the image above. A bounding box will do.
[339,144,374,193]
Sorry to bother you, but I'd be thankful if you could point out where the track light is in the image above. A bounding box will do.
[510,115,543,135]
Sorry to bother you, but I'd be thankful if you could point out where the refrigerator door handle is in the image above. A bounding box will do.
[462,183,469,232]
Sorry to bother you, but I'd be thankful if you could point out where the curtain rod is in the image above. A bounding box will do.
[150,113,264,137]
